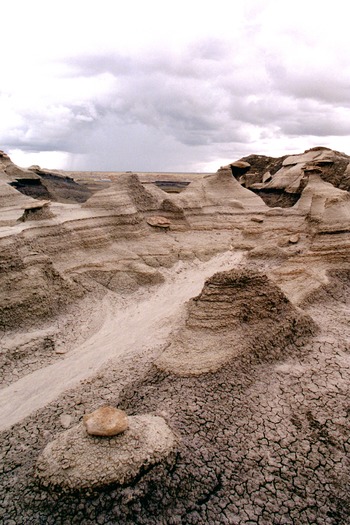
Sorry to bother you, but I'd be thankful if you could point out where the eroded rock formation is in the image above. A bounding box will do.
[156,268,317,375]
[1,147,350,524]
[35,414,177,491]
[236,146,350,207]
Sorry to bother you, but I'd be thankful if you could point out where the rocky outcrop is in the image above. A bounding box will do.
[83,173,161,212]
[35,415,177,490]
[18,201,54,222]
[296,173,350,233]
[236,147,350,207]
[0,179,35,226]
[174,166,267,231]
[0,246,85,331]
[0,150,39,181]
[12,169,92,204]
[156,268,317,375]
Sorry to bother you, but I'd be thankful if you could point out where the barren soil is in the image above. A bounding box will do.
[0,251,242,431]
[1,148,350,524]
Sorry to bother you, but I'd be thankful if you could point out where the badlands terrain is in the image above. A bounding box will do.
[0,146,350,524]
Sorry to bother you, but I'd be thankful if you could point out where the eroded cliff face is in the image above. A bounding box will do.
[233,146,350,207]
[1,148,350,524]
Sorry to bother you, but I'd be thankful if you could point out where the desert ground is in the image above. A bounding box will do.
[1,147,350,524]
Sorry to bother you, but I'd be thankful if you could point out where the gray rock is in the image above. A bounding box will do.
[59,414,73,429]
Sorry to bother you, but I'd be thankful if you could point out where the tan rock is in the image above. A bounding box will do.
[302,165,323,174]
[289,234,300,244]
[147,216,171,228]
[83,406,129,437]
[60,414,73,429]
[178,169,266,211]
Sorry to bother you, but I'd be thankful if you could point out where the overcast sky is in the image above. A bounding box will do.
[1,0,350,172]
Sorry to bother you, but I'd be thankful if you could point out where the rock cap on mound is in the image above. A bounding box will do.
[35,415,177,490]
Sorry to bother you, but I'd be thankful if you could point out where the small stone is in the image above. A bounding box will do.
[42,430,52,440]
[60,414,73,429]
[289,234,300,244]
[251,217,264,223]
[83,406,129,436]
[55,348,67,355]
[146,216,171,228]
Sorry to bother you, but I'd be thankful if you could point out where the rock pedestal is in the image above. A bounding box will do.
[35,415,177,490]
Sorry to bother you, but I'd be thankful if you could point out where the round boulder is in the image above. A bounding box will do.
[83,406,128,437]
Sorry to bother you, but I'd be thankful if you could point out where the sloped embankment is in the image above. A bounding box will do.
[156,268,317,374]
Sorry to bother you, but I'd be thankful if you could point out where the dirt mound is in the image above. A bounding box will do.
[303,269,350,306]
[83,173,161,212]
[177,167,266,212]
[0,246,85,331]
[156,268,317,375]
[35,415,177,491]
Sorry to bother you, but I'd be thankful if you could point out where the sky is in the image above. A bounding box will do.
[1,0,350,172]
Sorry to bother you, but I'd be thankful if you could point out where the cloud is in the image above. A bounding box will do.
[2,1,350,171]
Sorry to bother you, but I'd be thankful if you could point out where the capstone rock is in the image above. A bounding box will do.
[83,406,129,436]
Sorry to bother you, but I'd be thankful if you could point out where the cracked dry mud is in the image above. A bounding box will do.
[1,276,350,524]
[1,147,350,524]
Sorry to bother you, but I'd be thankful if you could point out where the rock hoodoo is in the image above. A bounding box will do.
[35,415,177,491]
[156,268,317,375]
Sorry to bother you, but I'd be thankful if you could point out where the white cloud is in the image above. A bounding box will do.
[2,0,350,171]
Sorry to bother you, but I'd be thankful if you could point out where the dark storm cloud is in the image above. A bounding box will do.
[3,31,350,171]
[0,100,99,155]
[66,40,350,155]
[60,42,261,151]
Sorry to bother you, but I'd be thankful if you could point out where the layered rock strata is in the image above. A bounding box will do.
[156,268,317,375]
[1,147,350,524]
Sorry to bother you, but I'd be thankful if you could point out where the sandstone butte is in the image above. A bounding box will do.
[1,146,350,524]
